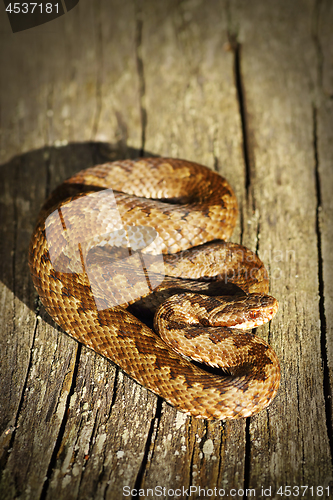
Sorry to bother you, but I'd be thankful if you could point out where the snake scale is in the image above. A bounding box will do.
[29,158,280,419]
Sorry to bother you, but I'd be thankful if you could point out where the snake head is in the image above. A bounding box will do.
[208,293,279,330]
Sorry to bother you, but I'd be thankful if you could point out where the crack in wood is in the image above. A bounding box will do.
[91,0,103,140]
[212,124,220,173]
[131,398,162,498]
[40,343,82,500]
[0,315,39,475]
[243,418,251,499]
[313,105,333,464]
[135,4,147,157]
[229,35,252,204]
[0,167,23,469]
[188,422,196,492]
[216,421,225,487]
[255,217,261,256]
[107,367,120,420]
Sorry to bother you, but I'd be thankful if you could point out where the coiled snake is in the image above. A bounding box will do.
[29,158,280,419]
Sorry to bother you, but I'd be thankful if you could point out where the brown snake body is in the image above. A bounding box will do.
[29,158,280,419]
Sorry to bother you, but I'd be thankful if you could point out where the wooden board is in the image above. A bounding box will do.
[0,0,332,498]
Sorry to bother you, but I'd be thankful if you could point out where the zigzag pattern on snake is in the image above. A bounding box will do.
[29,158,280,419]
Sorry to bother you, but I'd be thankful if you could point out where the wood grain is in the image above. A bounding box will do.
[0,0,332,498]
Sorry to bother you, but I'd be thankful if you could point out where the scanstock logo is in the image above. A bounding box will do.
[3,0,80,33]
[45,190,166,311]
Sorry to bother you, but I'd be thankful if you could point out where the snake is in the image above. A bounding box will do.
[29,157,280,420]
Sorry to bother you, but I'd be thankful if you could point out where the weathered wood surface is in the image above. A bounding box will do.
[0,0,333,498]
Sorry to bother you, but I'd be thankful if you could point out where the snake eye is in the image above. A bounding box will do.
[250,311,259,319]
